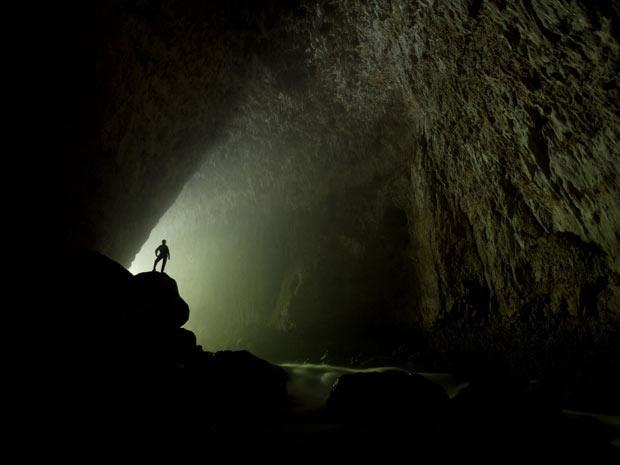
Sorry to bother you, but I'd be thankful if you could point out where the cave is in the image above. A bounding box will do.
[12,0,620,460]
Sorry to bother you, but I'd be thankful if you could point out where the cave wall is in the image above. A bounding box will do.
[23,1,619,367]
[125,1,620,365]
[296,0,620,324]
[17,0,302,262]
[94,0,278,261]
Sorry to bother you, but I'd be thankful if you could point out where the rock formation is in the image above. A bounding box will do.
[326,369,449,428]
[13,0,620,413]
[10,247,616,459]
[105,0,619,389]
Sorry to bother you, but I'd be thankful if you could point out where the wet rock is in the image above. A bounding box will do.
[326,369,449,428]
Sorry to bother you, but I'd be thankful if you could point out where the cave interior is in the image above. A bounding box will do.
[10,0,620,458]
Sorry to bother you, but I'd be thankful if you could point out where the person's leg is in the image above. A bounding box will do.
[153,256,161,271]
[161,257,167,273]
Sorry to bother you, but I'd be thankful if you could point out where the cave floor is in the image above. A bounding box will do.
[199,364,620,463]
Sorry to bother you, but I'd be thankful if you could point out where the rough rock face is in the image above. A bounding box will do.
[19,2,620,380]
[45,251,288,419]
[123,0,620,374]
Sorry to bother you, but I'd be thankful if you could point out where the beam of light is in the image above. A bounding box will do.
[128,147,277,353]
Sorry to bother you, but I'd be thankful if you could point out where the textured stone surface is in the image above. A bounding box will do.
[124,0,620,370]
[21,2,620,374]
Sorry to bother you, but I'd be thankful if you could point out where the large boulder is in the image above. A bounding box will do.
[447,381,615,457]
[126,272,190,329]
[62,255,195,370]
[66,250,133,325]
[42,250,135,363]
[64,254,189,332]
[185,350,289,417]
[325,369,449,429]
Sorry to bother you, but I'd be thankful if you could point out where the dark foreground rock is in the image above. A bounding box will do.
[19,250,287,430]
[326,369,449,429]
[69,250,133,326]
[68,257,197,369]
[126,271,190,329]
[447,380,617,458]
[65,251,189,328]
[17,250,616,461]
[184,350,289,418]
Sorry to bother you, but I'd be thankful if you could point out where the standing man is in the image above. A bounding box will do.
[153,239,171,272]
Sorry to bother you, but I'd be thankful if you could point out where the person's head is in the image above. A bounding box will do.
[162,239,166,245]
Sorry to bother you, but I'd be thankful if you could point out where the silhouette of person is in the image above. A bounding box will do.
[153,239,171,272]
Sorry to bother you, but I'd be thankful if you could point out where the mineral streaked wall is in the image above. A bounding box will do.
[126,1,619,366]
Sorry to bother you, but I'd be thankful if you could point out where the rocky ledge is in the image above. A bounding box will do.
[18,250,614,461]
